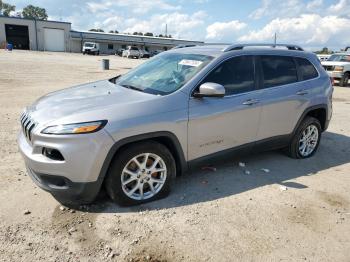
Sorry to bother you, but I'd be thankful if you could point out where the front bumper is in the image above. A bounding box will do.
[326,71,344,79]
[18,129,114,203]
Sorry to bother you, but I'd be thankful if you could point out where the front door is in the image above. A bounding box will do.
[188,55,262,160]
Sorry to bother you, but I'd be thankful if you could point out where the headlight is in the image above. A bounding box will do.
[41,120,107,135]
[334,66,344,72]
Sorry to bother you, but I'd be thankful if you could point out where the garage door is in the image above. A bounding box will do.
[44,28,65,51]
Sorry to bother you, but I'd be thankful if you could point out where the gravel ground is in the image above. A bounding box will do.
[0,50,349,262]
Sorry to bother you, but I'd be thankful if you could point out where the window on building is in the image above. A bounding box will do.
[108,44,113,50]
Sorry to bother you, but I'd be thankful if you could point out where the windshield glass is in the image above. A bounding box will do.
[115,52,213,95]
[328,54,350,62]
[84,43,95,47]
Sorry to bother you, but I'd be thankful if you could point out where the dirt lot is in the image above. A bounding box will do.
[0,50,349,262]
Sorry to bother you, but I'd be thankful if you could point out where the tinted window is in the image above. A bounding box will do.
[203,56,255,95]
[260,56,298,88]
[108,44,113,50]
[296,58,318,80]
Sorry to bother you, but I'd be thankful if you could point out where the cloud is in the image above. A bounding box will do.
[86,0,181,14]
[238,14,350,48]
[206,20,247,41]
[249,0,325,20]
[328,0,350,17]
[122,11,206,38]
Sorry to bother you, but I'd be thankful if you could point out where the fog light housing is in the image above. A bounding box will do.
[42,147,64,161]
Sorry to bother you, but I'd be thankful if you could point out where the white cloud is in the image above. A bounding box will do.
[249,0,325,19]
[238,14,350,48]
[328,0,350,17]
[86,0,180,14]
[206,20,247,40]
[306,0,323,10]
[124,11,206,38]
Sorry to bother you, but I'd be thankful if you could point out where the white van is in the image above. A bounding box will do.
[82,42,100,55]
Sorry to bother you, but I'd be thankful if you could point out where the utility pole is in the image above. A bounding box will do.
[165,24,168,37]
[274,32,277,46]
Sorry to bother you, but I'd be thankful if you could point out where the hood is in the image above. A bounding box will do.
[321,61,350,66]
[26,80,159,125]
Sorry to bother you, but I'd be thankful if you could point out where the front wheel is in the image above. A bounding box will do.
[285,117,321,159]
[339,73,349,87]
[105,141,176,206]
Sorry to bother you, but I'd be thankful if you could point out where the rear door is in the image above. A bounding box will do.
[188,55,262,160]
[255,55,314,141]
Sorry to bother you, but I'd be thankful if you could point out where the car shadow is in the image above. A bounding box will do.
[76,131,350,213]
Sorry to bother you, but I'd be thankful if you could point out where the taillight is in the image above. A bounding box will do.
[330,77,334,86]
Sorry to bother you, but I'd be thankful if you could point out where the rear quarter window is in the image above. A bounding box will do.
[260,55,298,88]
[295,57,319,81]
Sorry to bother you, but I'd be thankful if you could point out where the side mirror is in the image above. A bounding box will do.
[193,82,225,98]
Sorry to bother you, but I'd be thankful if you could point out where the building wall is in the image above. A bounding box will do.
[0,17,71,51]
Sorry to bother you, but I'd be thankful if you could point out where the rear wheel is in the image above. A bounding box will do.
[105,141,176,206]
[285,117,321,159]
[339,73,349,87]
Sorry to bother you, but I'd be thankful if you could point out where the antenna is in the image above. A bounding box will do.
[274,32,277,46]
[165,23,168,37]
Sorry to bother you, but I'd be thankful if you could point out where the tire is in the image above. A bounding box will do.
[339,73,349,87]
[105,141,176,206]
[285,116,322,159]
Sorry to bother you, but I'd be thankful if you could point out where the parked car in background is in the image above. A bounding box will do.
[317,54,331,62]
[140,49,150,58]
[18,43,332,206]
[115,48,125,56]
[321,53,350,87]
[82,42,100,55]
[150,50,163,57]
[122,46,141,58]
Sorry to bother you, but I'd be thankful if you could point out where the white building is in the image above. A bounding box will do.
[0,16,203,53]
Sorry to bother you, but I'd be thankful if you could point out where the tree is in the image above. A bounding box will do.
[158,34,163,37]
[22,4,48,20]
[0,0,16,17]
[89,28,104,32]
[133,32,138,35]
[109,30,119,34]
[144,32,153,37]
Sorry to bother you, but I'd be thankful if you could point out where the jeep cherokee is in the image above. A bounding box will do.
[18,43,333,206]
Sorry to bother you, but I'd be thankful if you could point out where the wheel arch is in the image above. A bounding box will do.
[293,104,328,135]
[95,131,187,193]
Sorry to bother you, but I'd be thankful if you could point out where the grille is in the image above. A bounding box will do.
[20,112,36,142]
[323,65,335,71]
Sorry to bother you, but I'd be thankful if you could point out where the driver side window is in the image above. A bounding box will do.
[202,56,255,95]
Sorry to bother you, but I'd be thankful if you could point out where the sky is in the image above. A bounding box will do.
[7,0,350,50]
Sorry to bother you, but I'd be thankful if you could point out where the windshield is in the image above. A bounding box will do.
[130,47,138,51]
[84,43,95,47]
[115,52,213,95]
[328,54,350,62]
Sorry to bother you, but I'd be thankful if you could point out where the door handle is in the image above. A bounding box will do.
[296,90,308,96]
[242,99,260,106]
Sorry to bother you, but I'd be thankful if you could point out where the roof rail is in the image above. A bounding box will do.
[223,43,304,52]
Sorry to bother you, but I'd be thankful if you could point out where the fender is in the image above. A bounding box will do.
[95,131,187,190]
[292,104,328,135]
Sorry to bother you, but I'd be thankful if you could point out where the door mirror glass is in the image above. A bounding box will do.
[194,82,225,98]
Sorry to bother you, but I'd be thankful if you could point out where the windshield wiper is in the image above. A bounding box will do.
[120,84,144,92]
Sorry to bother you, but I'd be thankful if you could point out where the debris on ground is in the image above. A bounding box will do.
[261,168,270,173]
[238,162,246,167]
[201,180,209,185]
[201,166,217,172]
[279,185,288,191]
[23,210,31,215]
[68,227,77,234]
[244,170,251,175]
[59,206,66,211]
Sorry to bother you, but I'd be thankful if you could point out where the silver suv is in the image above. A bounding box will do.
[18,44,333,206]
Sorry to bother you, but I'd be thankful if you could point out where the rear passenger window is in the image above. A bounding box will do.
[203,56,255,95]
[296,57,318,81]
[260,56,298,88]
